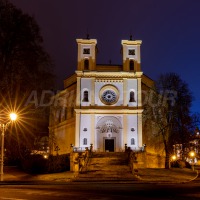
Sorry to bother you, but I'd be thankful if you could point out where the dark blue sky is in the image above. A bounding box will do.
[9,0,200,113]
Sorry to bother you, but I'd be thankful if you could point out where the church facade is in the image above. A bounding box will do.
[49,37,156,155]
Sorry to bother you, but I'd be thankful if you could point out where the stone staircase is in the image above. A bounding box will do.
[74,152,138,182]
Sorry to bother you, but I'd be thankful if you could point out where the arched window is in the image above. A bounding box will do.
[82,90,89,102]
[84,59,89,70]
[129,91,136,102]
[131,138,135,145]
[83,138,87,145]
[130,60,134,71]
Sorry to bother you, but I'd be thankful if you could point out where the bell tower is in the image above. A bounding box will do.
[76,37,97,71]
[121,37,142,72]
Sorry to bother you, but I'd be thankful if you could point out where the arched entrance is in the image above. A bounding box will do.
[95,116,122,152]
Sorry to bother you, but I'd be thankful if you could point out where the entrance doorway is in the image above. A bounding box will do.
[105,139,114,152]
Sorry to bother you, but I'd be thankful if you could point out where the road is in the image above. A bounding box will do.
[0,182,200,200]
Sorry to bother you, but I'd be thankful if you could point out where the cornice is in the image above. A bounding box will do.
[74,108,143,114]
[121,40,142,45]
[75,71,143,78]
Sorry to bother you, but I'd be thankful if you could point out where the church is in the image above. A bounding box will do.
[49,37,161,156]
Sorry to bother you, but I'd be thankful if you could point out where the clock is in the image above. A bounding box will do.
[100,85,119,105]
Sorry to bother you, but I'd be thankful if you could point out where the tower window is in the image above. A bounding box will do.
[83,138,87,145]
[130,60,134,71]
[82,91,89,102]
[128,49,135,55]
[84,59,89,70]
[129,91,136,102]
[131,138,135,145]
[83,48,90,54]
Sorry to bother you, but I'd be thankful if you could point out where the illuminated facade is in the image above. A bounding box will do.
[49,37,156,155]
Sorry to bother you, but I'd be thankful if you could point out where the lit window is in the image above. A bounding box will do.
[83,138,87,145]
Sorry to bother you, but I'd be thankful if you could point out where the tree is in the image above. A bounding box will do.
[156,73,193,148]
[0,0,55,161]
[144,73,193,168]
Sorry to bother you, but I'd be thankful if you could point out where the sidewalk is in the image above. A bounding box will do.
[135,168,198,183]
[3,166,74,182]
[1,166,198,183]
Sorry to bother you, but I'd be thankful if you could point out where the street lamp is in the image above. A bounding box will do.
[171,155,177,161]
[189,151,196,171]
[0,112,17,181]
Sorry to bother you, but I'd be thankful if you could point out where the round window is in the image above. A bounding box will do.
[100,85,119,105]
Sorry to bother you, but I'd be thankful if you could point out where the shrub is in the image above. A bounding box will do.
[21,154,70,174]
[171,160,191,169]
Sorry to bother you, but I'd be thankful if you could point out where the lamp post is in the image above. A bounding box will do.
[0,113,17,181]
[189,151,196,171]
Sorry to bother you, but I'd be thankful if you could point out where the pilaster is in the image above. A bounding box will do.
[123,78,127,106]
[123,115,127,149]
[137,77,142,107]
[91,78,95,106]
[75,113,80,147]
[76,77,81,107]
[138,113,143,147]
[91,114,95,147]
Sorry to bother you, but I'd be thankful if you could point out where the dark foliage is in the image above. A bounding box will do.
[0,0,55,161]
[20,154,70,174]
[171,160,191,169]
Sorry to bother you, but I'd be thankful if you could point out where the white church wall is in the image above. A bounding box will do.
[127,114,138,150]
[127,79,138,107]
[79,114,91,148]
[95,81,123,106]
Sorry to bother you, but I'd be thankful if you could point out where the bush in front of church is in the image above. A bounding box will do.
[21,154,70,174]
[47,154,70,173]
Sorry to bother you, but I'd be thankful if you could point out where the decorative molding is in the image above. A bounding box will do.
[75,109,143,114]
[95,79,123,83]
[75,71,143,78]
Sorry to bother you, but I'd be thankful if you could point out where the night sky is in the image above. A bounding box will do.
[9,0,200,113]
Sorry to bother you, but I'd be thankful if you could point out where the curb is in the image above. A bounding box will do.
[134,169,199,184]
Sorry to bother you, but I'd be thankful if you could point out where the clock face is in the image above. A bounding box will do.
[100,85,119,105]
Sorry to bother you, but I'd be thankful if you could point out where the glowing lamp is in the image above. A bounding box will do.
[10,113,17,121]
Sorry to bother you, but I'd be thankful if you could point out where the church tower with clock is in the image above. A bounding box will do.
[49,37,154,154]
